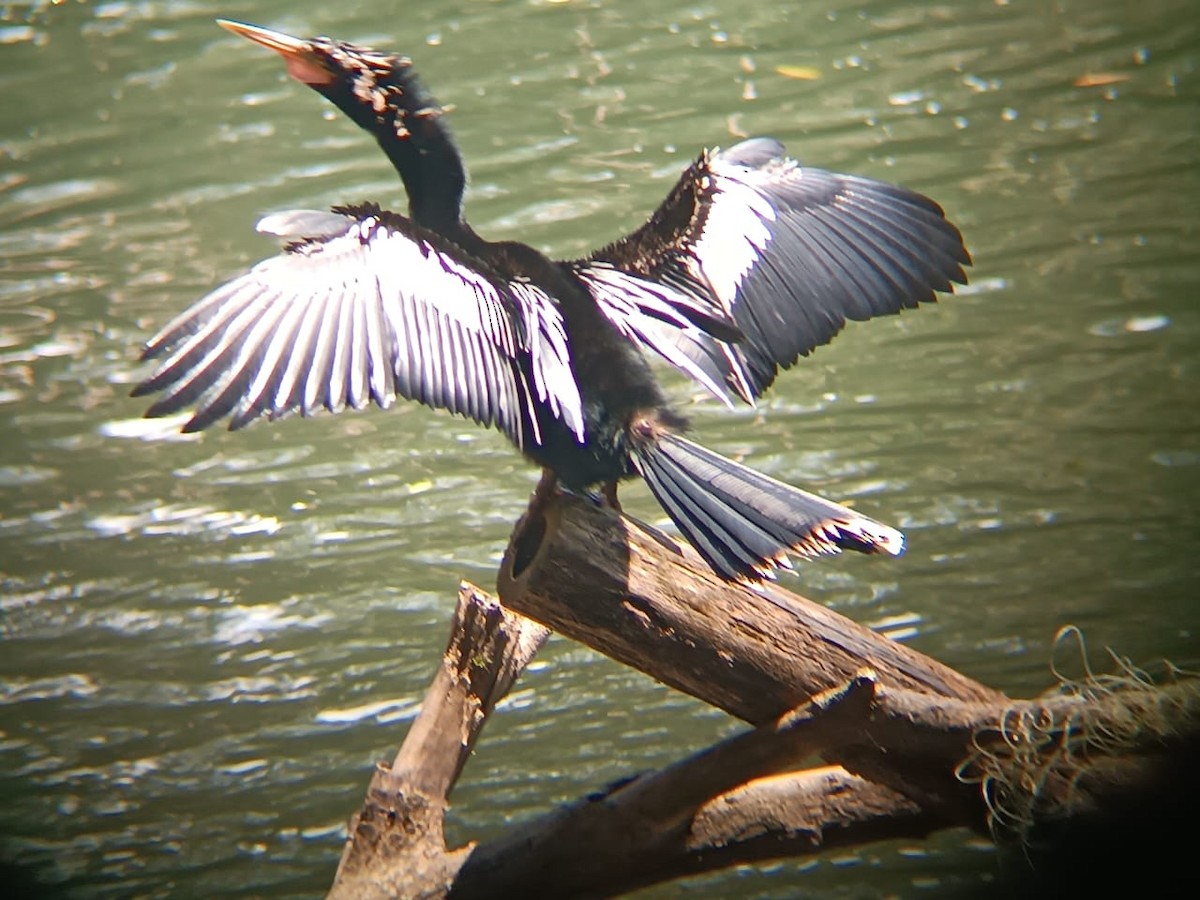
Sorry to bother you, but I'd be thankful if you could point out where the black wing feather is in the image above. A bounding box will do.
[573,136,970,401]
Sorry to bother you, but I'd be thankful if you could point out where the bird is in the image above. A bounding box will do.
[132,19,971,583]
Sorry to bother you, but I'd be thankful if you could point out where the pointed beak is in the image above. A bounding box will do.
[217,19,336,87]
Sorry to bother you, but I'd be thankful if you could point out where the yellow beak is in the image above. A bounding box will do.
[217,19,336,87]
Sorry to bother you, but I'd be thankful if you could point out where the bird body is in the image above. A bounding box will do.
[133,20,971,581]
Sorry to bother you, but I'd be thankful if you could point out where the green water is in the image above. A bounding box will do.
[1,0,1197,896]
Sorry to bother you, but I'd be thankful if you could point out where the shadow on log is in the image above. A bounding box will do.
[326,491,1200,899]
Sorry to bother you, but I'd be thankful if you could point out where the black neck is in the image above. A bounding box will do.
[381,63,467,235]
[378,105,468,236]
[326,56,469,236]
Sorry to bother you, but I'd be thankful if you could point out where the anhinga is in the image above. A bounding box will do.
[133,20,971,582]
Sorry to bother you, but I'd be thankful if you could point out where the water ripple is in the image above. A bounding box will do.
[85,502,282,540]
[0,673,100,704]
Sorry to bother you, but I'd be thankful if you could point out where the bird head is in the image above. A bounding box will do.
[216,19,468,231]
[217,19,439,139]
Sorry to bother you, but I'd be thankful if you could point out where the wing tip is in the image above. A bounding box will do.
[830,517,906,557]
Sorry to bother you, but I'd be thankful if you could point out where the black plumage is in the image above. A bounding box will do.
[132,20,971,582]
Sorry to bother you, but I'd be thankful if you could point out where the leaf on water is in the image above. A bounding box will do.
[775,64,822,80]
[1073,72,1130,87]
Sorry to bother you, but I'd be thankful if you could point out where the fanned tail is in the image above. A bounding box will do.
[631,433,904,582]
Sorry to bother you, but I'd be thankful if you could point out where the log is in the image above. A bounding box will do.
[497,490,1003,723]
[446,663,1200,897]
[448,674,956,898]
[446,666,1200,898]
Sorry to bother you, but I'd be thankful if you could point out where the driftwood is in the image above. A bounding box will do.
[327,583,549,899]
[326,491,1200,898]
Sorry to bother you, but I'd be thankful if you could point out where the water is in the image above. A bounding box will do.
[1,0,1196,896]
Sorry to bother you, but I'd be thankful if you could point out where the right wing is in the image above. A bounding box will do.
[571,138,971,402]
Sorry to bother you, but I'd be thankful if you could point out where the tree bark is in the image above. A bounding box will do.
[327,583,549,900]
[497,490,1003,723]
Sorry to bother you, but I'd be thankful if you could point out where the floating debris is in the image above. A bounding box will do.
[774,64,822,80]
[1074,72,1131,88]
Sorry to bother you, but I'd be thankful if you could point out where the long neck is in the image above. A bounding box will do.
[377,106,467,236]
[349,59,469,236]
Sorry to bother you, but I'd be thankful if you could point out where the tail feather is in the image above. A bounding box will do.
[631,433,904,581]
[641,447,794,578]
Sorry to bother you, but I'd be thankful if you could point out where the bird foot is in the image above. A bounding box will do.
[601,480,622,512]
[529,468,560,514]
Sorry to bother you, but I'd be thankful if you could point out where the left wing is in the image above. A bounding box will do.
[133,206,583,448]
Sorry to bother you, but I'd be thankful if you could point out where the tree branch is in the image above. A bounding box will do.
[448,674,950,898]
[328,582,549,900]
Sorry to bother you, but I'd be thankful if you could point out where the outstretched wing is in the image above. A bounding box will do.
[132,206,583,448]
[571,137,971,401]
